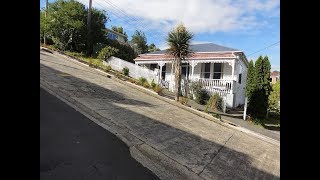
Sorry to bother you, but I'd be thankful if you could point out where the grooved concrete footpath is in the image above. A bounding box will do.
[40,49,280,180]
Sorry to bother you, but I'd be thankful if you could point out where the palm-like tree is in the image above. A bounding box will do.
[166,24,194,101]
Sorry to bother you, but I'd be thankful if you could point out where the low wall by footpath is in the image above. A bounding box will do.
[103,56,159,84]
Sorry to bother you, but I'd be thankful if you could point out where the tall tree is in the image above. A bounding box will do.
[148,43,161,52]
[246,60,256,114]
[166,24,194,101]
[111,26,128,42]
[268,80,280,113]
[44,0,108,54]
[131,30,148,54]
[111,26,123,34]
[250,55,272,118]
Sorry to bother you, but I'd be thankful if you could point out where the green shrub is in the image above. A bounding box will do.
[98,46,119,61]
[153,84,163,95]
[212,113,221,119]
[191,81,210,105]
[150,79,156,88]
[268,80,280,113]
[100,39,137,63]
[103,65,112,72]
[122,67,129,76]
[138,77,147,85]
[179,96,189,105]
[88,59,94,67]
[143,81,150,88]
[205,93,223,112]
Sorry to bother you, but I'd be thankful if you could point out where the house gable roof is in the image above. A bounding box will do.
[145,43,239,55]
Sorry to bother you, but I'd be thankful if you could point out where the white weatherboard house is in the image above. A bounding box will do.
[134,43,249,108]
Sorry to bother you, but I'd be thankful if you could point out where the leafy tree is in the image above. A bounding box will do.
[249,55,272,118]
[43,0,108,54]
[246,60,256,114]
[148,43,161,52]
[111,26,123,34]
[166,24,194,101]
[268,79,280,113]
[87,8,109,55]
[131,30,148,54]
[94,39,136,63]
[111,26,128,42]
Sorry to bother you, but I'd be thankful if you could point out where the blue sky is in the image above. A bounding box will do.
[40,0,280,71]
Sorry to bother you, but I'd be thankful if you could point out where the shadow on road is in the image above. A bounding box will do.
[40,63,279,179]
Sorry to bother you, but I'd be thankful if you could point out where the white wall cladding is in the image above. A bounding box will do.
[103,56,159,83]
[222,63,233,80]
[234,59,247,107]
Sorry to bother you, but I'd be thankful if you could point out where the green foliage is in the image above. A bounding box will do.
[212,113,221,120]
[178,96,189,105]
[205,93,223,112]
[153,84,163,94]
[138,77,147,86]
[111,26,128,42]
[112,26,124,34]
[150,79,156,88]
[103,65,111,72]
[122,67,129,76]
[131,30,148,54]
[190,82,209,105]
[43,0,108,54]
[148,43,161,52]
[246,60,255,98]
[166,24,194,58]
[88,59,94,67]
[247,55,272,118]
[95,39,136,63]
[97,46,119,61]
[268,80,280,113]
[143,81,150,88]
[166,23,194,101]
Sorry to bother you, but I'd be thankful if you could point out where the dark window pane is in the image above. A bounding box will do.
[204,63,210,72]
[239,74,242,84]
[204,73,210,78]
[214,63,222,72]
[182,66,186,75]
[213,73,221,79]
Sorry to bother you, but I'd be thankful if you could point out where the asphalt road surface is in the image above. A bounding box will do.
[40,88,159,180]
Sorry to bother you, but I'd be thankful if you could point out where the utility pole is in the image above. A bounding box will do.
[87,0,92,56]
[44,0,48,45]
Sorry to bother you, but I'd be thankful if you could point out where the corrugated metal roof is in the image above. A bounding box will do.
[146,43,239,54]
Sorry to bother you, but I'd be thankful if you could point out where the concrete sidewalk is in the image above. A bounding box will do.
[40,49,280,180]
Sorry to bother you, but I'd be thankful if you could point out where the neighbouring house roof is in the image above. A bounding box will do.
[134,43,247,65]
[103,28,127,38]
[271,71,280,77]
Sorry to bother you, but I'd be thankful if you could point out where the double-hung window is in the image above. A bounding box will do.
[201,63,211,79]
[213,63,222,79]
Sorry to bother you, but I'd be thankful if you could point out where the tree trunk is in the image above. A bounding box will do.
[174,58,182,101]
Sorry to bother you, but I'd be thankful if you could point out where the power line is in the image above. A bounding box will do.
[247,41,280,56]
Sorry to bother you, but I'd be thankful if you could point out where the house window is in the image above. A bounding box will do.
[150,64,157,70]
[162,65,166,80]
[201,63,211,79]
[213,63,222,79]
[238,73,242,84]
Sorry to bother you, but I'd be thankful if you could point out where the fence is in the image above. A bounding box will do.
[103,56,159,84]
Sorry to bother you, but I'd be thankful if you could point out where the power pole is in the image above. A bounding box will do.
[87,0,92,56]
[44,0,48,45]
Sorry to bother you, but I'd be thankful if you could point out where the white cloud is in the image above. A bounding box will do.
[77,0,279,34]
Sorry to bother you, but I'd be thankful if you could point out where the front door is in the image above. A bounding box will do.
[181,63,190,80]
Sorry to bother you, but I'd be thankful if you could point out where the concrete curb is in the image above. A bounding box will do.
[40,80,203,180]
[41,47,279,146]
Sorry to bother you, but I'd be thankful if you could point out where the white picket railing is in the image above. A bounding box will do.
[198,78,234,96]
